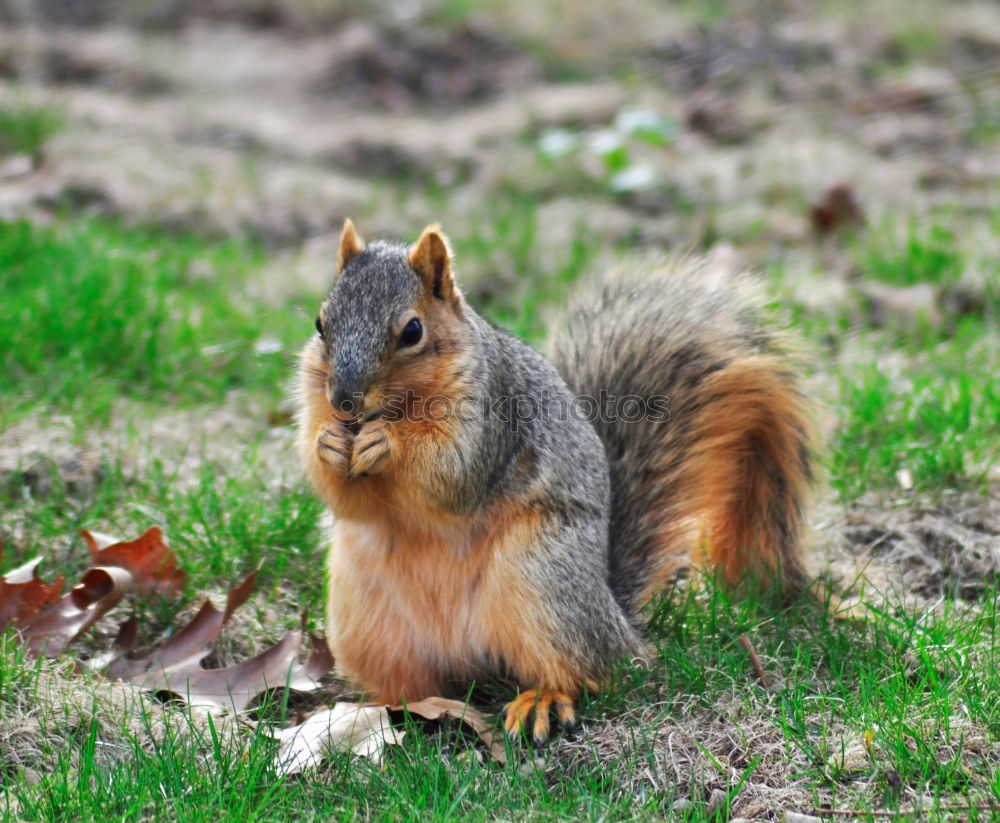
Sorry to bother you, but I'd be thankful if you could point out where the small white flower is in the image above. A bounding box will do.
[254,338,282,355]
[610,164,658,193]
[588,129,624,157]
[537,129,580,158]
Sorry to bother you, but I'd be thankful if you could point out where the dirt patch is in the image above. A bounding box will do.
[644,25,835,93]
[842,491,1000,602]
[0,447,105,501]
[0,396,298,499]
[564,683,998,818]
[0,0,343,31]
[315,21,539,112]
[37,44,172,95]
[0,655,253,795]
[563,693,819,814]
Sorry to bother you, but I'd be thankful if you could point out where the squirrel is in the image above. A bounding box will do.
[297,219,814,744]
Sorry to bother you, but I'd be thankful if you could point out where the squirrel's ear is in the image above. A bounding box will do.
[409,224,457,301]
[337,218,365,275]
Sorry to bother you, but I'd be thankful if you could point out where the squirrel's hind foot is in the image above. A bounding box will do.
[501,688,576,746]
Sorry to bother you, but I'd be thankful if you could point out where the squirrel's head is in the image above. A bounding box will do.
[311,219,469,421]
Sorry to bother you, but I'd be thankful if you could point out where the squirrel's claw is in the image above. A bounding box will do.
[348,421,392,479]
[502,689,576,746]
[317,423,354,476]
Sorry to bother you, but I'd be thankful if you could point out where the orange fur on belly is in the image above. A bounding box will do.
[325,499,546,703]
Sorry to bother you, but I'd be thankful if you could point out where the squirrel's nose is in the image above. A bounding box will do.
[332,357,370,417]
[332,389,362,416]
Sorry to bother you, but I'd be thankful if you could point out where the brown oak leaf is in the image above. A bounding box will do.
[0,552,64,629]
[81,527,185,597]
[105,572,334,711]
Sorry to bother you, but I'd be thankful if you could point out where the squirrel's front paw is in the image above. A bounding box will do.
[317,422,355,476]
[348,419,392,479]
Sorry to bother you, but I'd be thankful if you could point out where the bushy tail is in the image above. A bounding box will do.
[551,259,815,615]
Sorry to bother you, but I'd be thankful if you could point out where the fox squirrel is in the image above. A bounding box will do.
[297,219,814,744]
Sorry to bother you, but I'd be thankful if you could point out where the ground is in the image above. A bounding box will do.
[0,0,998,820]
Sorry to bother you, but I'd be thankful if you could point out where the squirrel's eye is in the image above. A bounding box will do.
[399,317,422,347]
[315,316,325,340]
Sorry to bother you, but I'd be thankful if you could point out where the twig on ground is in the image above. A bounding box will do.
[738,634,770,688]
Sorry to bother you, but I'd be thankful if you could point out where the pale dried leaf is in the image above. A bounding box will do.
[392,696,506,763]
[80,531,120,552]
[104,571,256,682]
[122,630,332,711]
[270,703,403,774]
[3,556,43,585]
[104,573,333,711]
[71,566,134,610]
[827,734,874,772]
[783,813,823,823]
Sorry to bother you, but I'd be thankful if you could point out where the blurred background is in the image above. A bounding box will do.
[0,0,998,596]
[3,0,999,316]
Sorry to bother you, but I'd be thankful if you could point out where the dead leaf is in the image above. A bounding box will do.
[1,541,133,657]
[848,86,942,115]
[79,531,119,551]
[783,813,823,823]
[17,565,133,657]
[828,734,874,773]
[0,153,34,180]
[270,703,404,774]
[268,695,505,774]
[3,531,333,729]
[2,528,189,657]
[81,527,185,597]
[122,630,331,711]
[105,573,333,711]
[115,614,139,652]
[71,566,134,609]
[810,184,864,234]
[391,696,507,763]
[896,469,914,491]
[0,554,64,629]
[686,95,754,144]
[105,571,256,682]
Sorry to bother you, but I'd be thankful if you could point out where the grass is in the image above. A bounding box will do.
[774,215,1000,499]
[447,188,602,342]
[829,325,999,498]
[0,204,599,422]
[860,222,964,288]
[0,102,62,159]
[3,581,998,821]
[8,207,990,504]
[0,219,310,423]
[2,446,326,609]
